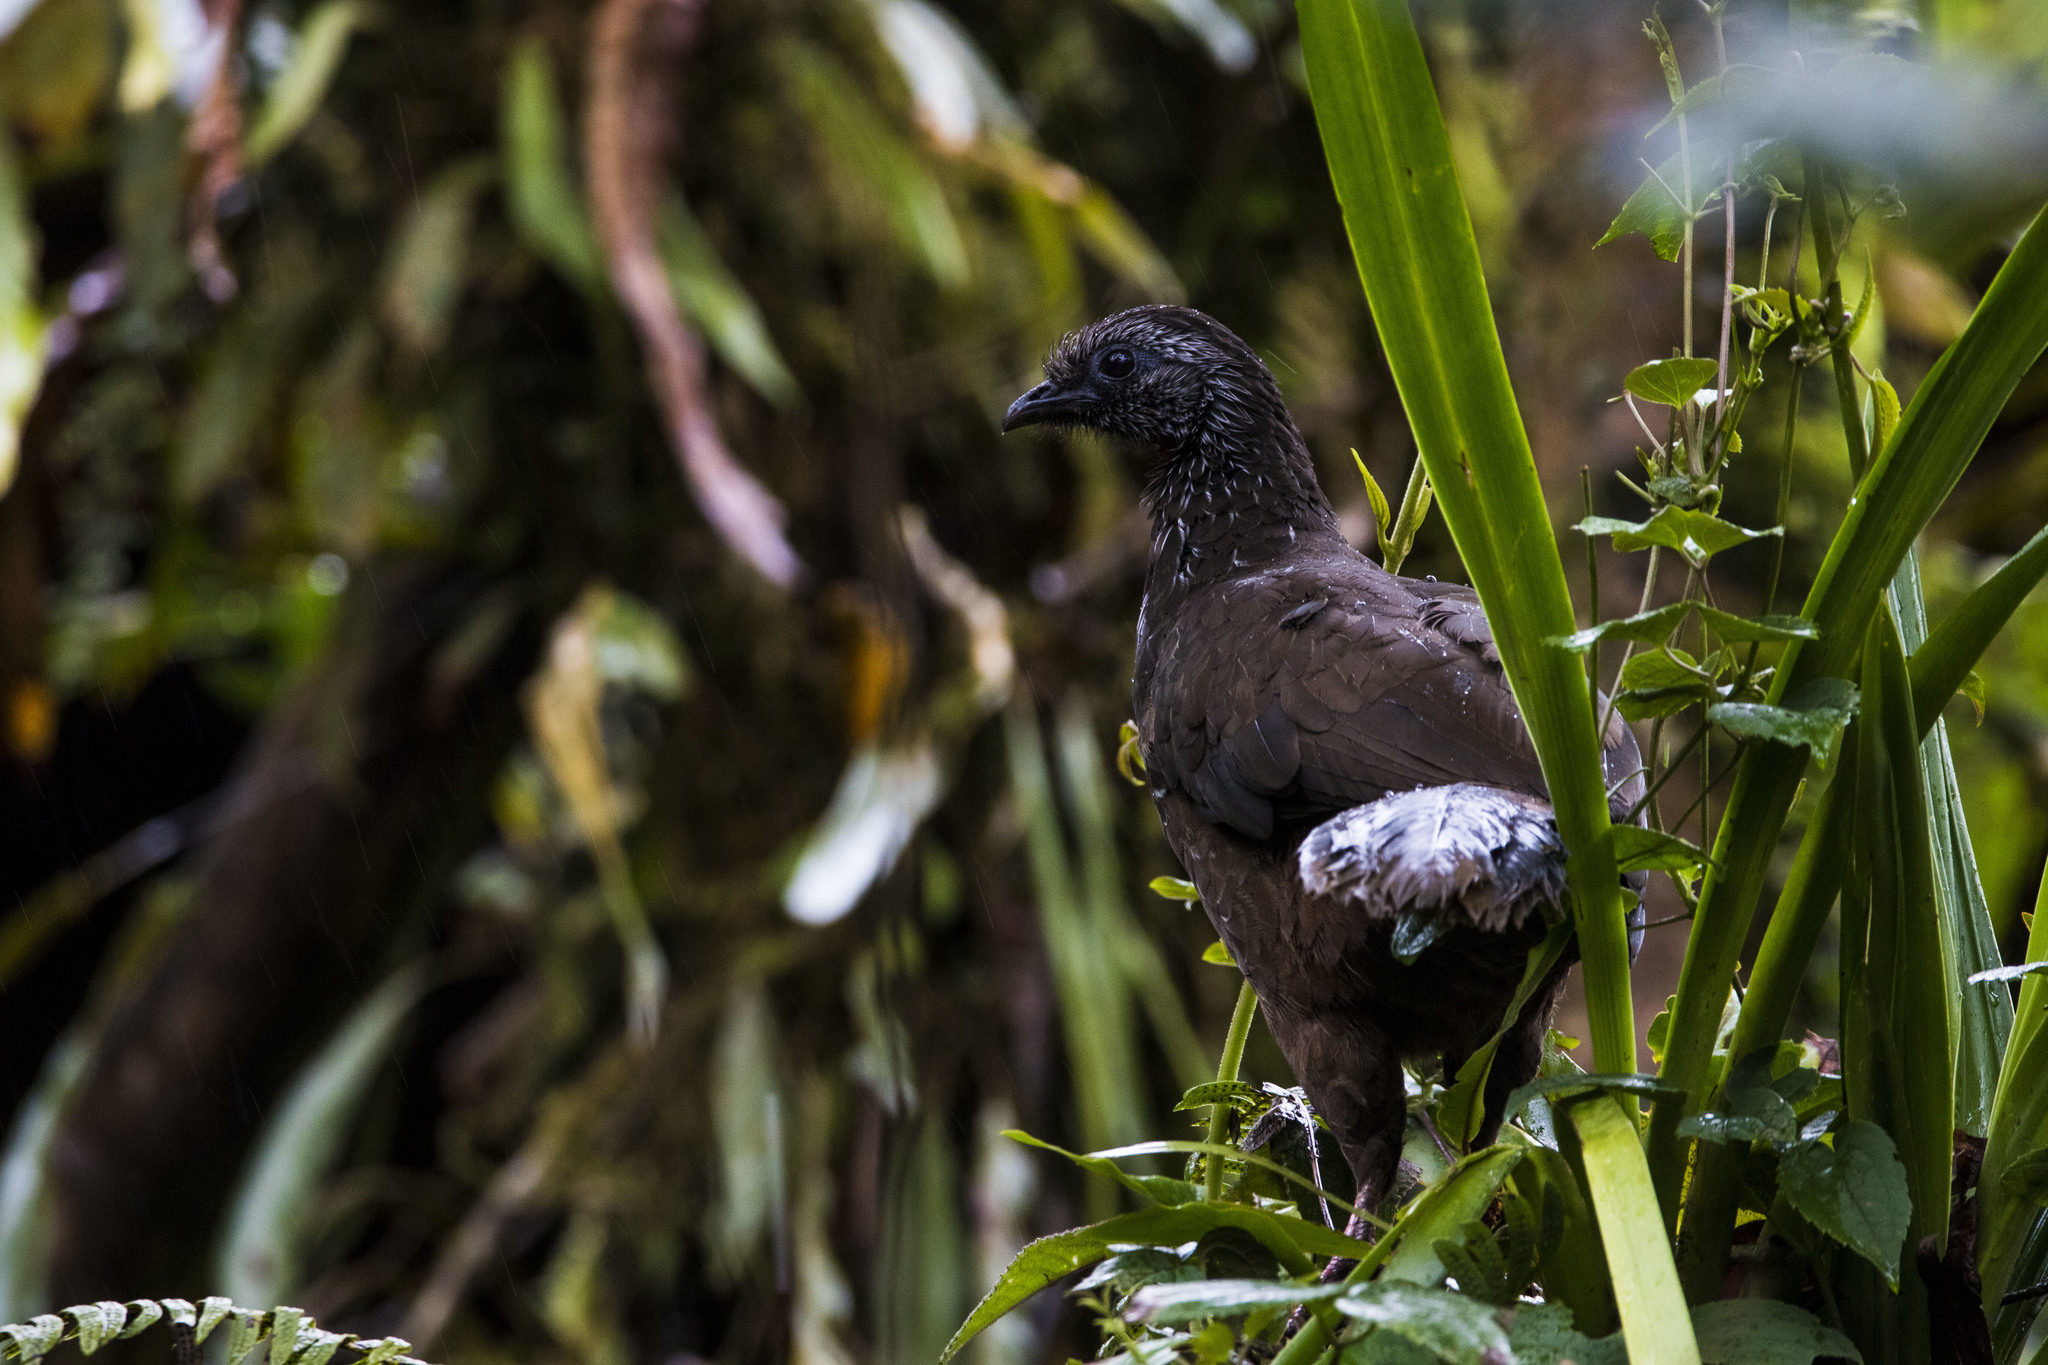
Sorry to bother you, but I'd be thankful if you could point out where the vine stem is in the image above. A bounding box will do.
[1205,978,1260,1201]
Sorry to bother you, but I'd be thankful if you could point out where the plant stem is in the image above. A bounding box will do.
[1583,467,1599,699]
[1205,978,1260,1201]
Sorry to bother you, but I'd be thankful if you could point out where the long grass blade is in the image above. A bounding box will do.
[1296,0,1633,1074]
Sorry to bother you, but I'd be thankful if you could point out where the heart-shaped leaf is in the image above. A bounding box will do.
[1625,356,1722,409]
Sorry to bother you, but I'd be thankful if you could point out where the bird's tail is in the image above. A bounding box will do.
[1295,783,1568,963]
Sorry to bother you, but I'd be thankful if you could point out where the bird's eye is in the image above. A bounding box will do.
[1099,348,1135,379]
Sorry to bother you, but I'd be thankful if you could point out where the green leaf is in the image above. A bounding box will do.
[1173,1080,1266,1113]
[116,1303,160,1339]
[656,197,803,410]
[1508,1301,1627,1365]
[940,1202,1367,1362]
[1958,670,1987,724]
[1777,1121,1911,1288]
[1870,375,1901,456]
[349,1339,413,1365]
[243,0,371,168]
[0,128,44,501]
[1298,0,1635,1090]
[1567,1094,1699,1365]
[268,1308,306,1365]
[1595,158,1688,261]
[1656,203,2048,1223]
[1002,1131,1199,1209]
[218,967,427,1308]
[1676,1085,1799,1147]
[0,1316,64,1362]
[225,1310,268,1365]
[195,1299,234,1343]
[1613,826,1712,876]
[1549,602,1690,652]
[1200,939,1235,966]
[1578,507,1779,570]
[1356,449,1392,541]
[1695,608,1817,645]
[1624,357,1720,409]
[1616,647,1715,721]
[1708,677,1860,766]
[1689,1298,1862,1364]
[1997,1147,2048,1206]
[65,1304,124,1355]
[380,157,495,357]
[1379,1146,1525,1287]
[159,1301,195,1329]
[501,38,603,293]
[1087,1140,1372,1234]
[1334,1281,1513,1364]
[1126,1278,1340,1324]
[1911,521,2048,733]
[1151,876,1200,902]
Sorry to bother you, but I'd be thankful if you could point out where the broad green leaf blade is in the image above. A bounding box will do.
[1624,357,1719,409]
[1568,1093,1701,1365]
[1910,521,2048,733]
[1778,1123,1912,1288]
[217,967,427,1307]
[1549,601,1690,652]
[1298,0,1631,1073]
[1658,205,2048,1233]
[1688,1299,1863,1365]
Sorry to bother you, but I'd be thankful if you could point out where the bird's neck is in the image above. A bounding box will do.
[1141,420,1344,594]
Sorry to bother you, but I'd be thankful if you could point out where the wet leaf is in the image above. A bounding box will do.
[1624,357,1719,409]
[116,1304,160,1340]
[1578,506,1779,569]
[1777,1120,1911,1288]
[1595,157,1687,261]
[1125,1277,1338,1323]
[1334,1281,1513,1365]
[1708,677,1860,765]
[1689,1298,1862,1365]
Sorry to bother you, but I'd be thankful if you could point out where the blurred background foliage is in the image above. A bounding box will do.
[0,0,2046,1361]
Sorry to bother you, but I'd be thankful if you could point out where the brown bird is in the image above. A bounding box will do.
[1003,305,1644,1224]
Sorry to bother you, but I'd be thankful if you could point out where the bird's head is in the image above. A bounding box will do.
[1001,305,1283,454]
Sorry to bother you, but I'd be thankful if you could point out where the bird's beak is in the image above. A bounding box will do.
[1002,380,1078,433]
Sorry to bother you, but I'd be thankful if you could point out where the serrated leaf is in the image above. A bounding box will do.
[1614,826,1713,876]
[1689,1298,1863,1364]
[1508,1301,1627,1365]
[1334,1280,1514,1364]
[287,1328,347,1365]
[67,1304,125,1356]
[225,1311,268,1365]
[0,1317,66,1362]
[269,1308,306,1365]
[1708,677,1860,765]
[1579,506,1779,569]
[1595,159,1688,261]
[1777,1121,1911,1288]
[940,1202,1369,1361]
[1150,876,1199,902]
[349,1340,413,1365]
[1549,601,1691,652]
[1201,939,1235,966]
[1677,1086,1799,1146]
[195,1299,235,1343]
[1624,357,1720,409]
[117,1303,161,1339]
[1696,607,1817,644]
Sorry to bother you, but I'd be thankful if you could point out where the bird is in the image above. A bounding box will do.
[1002,304,1645,1227]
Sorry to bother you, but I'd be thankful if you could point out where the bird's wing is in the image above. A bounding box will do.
[1148,562,1552,841]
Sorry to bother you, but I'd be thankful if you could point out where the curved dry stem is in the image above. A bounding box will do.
[583,0,806,590]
